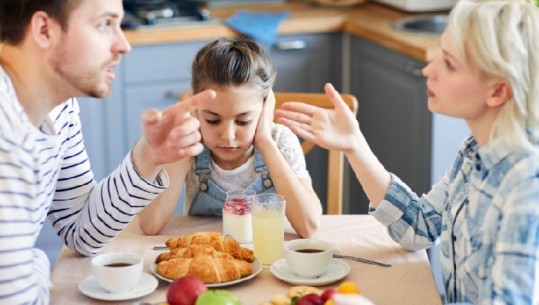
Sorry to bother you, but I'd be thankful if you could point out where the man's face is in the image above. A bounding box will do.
[48,0,131,99]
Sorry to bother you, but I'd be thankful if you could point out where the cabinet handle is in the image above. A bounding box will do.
[165,91,182,101]
[274,40,308,51]
[403,61,426,77]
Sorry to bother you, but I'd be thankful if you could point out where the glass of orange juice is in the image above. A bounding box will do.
[252,193,286,267]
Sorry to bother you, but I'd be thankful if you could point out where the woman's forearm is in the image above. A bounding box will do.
[344,133,391,208]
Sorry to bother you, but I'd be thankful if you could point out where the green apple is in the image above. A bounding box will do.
[195,290,241,305]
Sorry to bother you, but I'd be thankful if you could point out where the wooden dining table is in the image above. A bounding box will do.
[50,215,442,305]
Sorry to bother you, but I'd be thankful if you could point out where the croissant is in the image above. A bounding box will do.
[165,231,254,262]
[156,255,253,283]
[156,244,234,263]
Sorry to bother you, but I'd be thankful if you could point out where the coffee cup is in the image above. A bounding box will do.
[284,239,333,278]
[91,252,143,294]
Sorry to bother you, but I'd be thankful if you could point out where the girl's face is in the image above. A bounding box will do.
[422,30,494,124]
[197,85,263,170]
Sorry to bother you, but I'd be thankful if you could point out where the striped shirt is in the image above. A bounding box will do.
[371,136,539,304]
[0,66,167,304]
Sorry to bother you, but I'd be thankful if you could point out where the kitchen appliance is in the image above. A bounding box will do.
[372,0,458,12]
[122,0,211,29]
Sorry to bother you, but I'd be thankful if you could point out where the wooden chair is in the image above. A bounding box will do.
[274,92,358,215]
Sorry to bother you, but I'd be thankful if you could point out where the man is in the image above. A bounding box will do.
[0,0,215,303]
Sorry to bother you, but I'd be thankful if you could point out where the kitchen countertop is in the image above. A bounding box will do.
[123,2,444,61]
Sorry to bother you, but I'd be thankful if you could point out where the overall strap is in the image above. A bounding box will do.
[194,145,211,191]
[253,148,273,189]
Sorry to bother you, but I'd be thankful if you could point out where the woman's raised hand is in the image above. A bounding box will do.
[275,83,360,153]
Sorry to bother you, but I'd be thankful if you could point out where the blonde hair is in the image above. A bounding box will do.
[447,0,539,150]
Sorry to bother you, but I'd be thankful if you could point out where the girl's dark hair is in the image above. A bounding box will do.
[191,37,276,98]
[0,0,80,45]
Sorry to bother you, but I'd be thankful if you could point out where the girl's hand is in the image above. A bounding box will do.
[275,83,360,153]
[254,90,276,149]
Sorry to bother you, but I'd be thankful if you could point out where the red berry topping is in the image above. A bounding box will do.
[223,198,251,215]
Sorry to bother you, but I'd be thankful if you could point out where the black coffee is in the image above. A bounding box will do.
[296,249,324,253]
[104,262,132,267]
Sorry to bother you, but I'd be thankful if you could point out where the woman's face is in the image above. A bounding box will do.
[422,30,493,123]
[197,85,263,170]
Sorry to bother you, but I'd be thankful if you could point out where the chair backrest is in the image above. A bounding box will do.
[274,92,358,215]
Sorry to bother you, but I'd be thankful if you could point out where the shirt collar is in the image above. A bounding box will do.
[477,137,515,171]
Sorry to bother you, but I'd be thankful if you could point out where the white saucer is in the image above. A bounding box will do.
[78,272,158,301]
[270,258,350,286]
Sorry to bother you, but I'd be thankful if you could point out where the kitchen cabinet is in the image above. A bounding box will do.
[270,33,342,92]
[346,35,431,214]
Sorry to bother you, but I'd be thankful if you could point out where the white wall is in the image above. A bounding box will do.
[431,114,470,184]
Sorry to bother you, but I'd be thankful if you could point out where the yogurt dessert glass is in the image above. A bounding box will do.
[222,189,255,243]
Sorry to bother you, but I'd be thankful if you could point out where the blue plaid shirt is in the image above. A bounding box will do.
[371,136,539,305]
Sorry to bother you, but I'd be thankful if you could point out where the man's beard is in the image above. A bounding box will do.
[50,51,114,99]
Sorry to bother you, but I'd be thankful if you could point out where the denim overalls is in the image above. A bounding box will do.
[188,146,275,216]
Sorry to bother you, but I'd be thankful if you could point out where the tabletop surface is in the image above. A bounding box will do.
[50,215,442,305]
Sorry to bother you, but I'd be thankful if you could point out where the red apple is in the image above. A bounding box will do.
[167,275,208,305]
[296,293,324,305]
[321,288,337,302]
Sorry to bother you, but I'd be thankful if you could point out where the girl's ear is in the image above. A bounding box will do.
[486,80,512,108]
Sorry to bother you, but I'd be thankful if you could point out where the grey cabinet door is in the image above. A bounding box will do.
[270,33,343,92]
[124,41,207,84]
[348,36,431,214]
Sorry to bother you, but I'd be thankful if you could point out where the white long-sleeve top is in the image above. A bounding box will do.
[0,66,168,304]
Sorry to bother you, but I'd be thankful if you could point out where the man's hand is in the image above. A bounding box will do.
[132,90,216,181]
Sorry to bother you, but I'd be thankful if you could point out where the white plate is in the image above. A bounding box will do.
[78,272,158,301]
[270,258,350,286]
[151,258,262,288]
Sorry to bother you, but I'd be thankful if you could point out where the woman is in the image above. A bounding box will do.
[276,0,539,304]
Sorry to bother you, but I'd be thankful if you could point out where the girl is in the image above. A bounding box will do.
[276,0,539,304]
[139,37,322,238]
